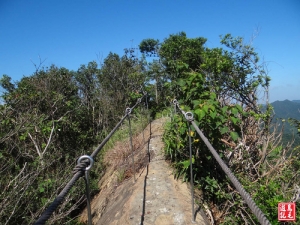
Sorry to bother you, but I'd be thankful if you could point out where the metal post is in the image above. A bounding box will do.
[184,112,196,223]
[145,92,151,135]
[172,99,178,124]
[174,102,176,115]
[142,105,145,144]
[77,155,94,225]
[188,123,196,223]
[127,108,136,183]
[84,171,92,225]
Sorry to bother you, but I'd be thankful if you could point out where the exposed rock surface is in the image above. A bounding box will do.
[80,118,209,225]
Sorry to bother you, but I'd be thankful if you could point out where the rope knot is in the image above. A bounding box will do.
[73,155,94,174]
[125,107,132,115]
[185,112,194,122]
[172,99,178,105]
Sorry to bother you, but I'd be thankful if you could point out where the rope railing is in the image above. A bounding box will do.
[173,99,272,225]
[34,92,273,225]
[34,94,148,225]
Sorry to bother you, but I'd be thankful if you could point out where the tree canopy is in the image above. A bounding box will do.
[0,31,299,224]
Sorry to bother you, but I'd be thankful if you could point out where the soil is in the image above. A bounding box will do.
[80,117,210,225]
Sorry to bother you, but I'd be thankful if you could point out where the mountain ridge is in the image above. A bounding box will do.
[269,99,300,147]
[271,99,300,120]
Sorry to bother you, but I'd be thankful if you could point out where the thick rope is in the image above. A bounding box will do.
[174,100,271,225]
[34,95,146,224]
[91,113,128,158]
[34,171,84,225]
[191,120,271,225]
[91,95,144,158]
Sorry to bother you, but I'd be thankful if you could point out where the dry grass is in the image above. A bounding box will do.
[103,124,151,180]
[104,134,140,168]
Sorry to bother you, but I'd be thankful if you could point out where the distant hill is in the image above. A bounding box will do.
[271,100,300,120]
[270,100,300,147]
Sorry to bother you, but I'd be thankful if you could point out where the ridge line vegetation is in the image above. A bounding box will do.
[1,31,299,224]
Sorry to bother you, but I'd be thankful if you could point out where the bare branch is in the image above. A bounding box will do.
[41,122,55,156]
[28,132,41,158]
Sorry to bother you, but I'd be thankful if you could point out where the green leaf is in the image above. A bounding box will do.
[210,92,216,100]
[177,79,186,87]
[231,107,238,116]
[220,126,229,134]
[230,132,239,141]
[19,133,27,141]
[230,117,239,125]
[192,100,201,106]
[235,104,243,112]
[180,158,194,169]
[203,105,209,113]
[179,127,186,135]
[181,160,190,169]
[194,109,206,120]
[221,106,228,114]
[210,111,217,119]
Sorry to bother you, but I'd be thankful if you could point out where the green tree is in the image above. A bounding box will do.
[162,33,297,224]
[158,32,207,99]
[139,38,159,57]
[0,66,100,224]
[75,61,101,136]
[139,32,207,110]
[159,31,206,74]
[289,117,300,136]
[98,48,145,119]
[0,74,15,93]
[75,61,99,109]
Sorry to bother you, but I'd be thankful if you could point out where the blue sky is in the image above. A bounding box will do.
[0,0,299,103]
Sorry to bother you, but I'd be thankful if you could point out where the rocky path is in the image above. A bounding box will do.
[81,118,209,225]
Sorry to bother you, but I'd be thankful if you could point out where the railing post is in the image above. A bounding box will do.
[126,108,136,183]
[77,155,94,225]
[145,92,151,136]
[186,112,196,223]
[141,104,145,144]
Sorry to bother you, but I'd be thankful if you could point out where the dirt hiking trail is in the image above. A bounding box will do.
[80,117,210,225]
